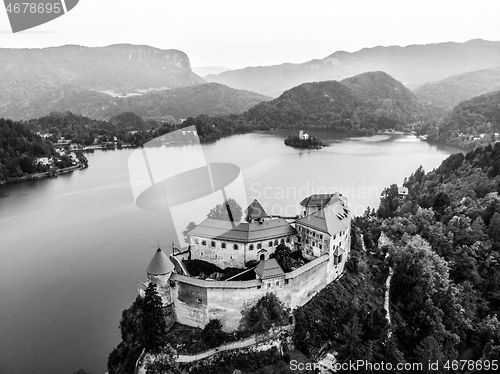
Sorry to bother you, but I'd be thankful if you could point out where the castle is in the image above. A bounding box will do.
[140,193,351,332]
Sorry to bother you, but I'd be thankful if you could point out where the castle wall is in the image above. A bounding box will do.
[189,236,291,269]
[168,253,345,331]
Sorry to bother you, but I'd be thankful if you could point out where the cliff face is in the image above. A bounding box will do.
[0,44,205,116]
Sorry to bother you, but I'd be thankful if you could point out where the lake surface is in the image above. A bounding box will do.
[0,131,461,374]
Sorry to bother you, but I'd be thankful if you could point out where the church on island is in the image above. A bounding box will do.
[140,193,351,331]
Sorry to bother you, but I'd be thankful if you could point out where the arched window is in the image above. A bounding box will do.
[233,243,239,250]
[286,237,290,243]
[201,240,207,246]
[249,244,254,251]
[268,241,273,247]
[280,238,285,244]
[274,239,278,246]
[221,242,227,249]
[257,243,262,249]
[211,240,216,247]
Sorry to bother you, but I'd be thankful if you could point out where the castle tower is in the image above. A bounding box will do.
[146,248,175,305]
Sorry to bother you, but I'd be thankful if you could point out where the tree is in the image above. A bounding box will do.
[239,293,288,334]
[145,344,180,374]
[201,319,227,347]
[182,221,196,244]
[142,283,168,354]
[207,198,243,222]
[270,243,294,272]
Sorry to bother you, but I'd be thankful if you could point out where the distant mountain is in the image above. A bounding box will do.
[192,66,232,77]
[206,39,500,97]
[244,71,433,133]
[0,44,205,114]
[414,66,500,110]
[428,90,500,149]
[3,83,271,120]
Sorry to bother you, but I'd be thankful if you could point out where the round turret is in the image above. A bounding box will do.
[147,248,174,286]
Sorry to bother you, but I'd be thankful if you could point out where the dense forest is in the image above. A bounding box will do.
[0,118,56,181]
[426,91,500,150]
[316,142,499,371]
[0,112,177,183]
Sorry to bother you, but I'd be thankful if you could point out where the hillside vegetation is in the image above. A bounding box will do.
[427,91,500,149]
[244,72,435,134]
[0,44,205,119]
[3,83,271,121]
[415,66,500,110]
[294,143,500,370]
[207,39,500,97]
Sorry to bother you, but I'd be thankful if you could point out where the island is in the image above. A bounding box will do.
[284,130,324,149]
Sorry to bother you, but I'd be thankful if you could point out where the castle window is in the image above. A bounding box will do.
[268,241,273,247]
[249,244,254,251]
[201,240,207,246]
[211,240,216,247]
[285,279,289,285]
[274,239,278,246]
[257,243,262,249]
[312,232,316,237]
[319,234,323,239]
[319,244,323,250]
[233,243,239,250]
[280,238,285,244]
[267,283,271,289]
[334,254,343,265]
[307,229,310,234]
[286,237,290,243]
[275,281,279,286]
[195,238,199,244]
[333,234,336,240]
[221,242,227,249]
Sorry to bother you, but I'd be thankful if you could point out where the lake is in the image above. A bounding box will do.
[0,131,461,374]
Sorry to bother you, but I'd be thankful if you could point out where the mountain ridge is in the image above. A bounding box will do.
[206,39,500,97]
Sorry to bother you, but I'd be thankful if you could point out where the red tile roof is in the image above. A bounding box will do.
[245,199,268,220]
[255,258,285,279]
[189,217,296,243]
[147,248,174,275]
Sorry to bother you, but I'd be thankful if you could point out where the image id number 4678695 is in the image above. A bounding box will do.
[5,2,61,13]
[443,360,498,371]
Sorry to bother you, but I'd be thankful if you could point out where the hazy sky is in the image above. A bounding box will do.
[0,0,499,69]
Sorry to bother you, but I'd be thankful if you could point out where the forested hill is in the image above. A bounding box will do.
[243,71,435,134]
[3,83,271,121]
[415,66,500,111]
[0,44,205,120]
[427,90,500,149]
[206,39,500,97]
[0,119,55,181]
[294,143,500,368]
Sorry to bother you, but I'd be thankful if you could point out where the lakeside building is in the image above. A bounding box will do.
[140,193,351,331]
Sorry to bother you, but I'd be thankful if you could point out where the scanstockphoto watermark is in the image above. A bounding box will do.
[290,359,423,372]
[3,0,79,33]
[290,359,499,372]
[249,181,382,216]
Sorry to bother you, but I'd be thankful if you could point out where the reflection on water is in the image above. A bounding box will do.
[0,132,461,374]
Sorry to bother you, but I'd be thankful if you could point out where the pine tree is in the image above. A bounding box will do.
[142,283,167,354]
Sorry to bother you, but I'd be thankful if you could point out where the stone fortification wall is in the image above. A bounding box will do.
[169,254,341,331]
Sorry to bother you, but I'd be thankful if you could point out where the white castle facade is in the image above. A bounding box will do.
[141,193,351,331]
